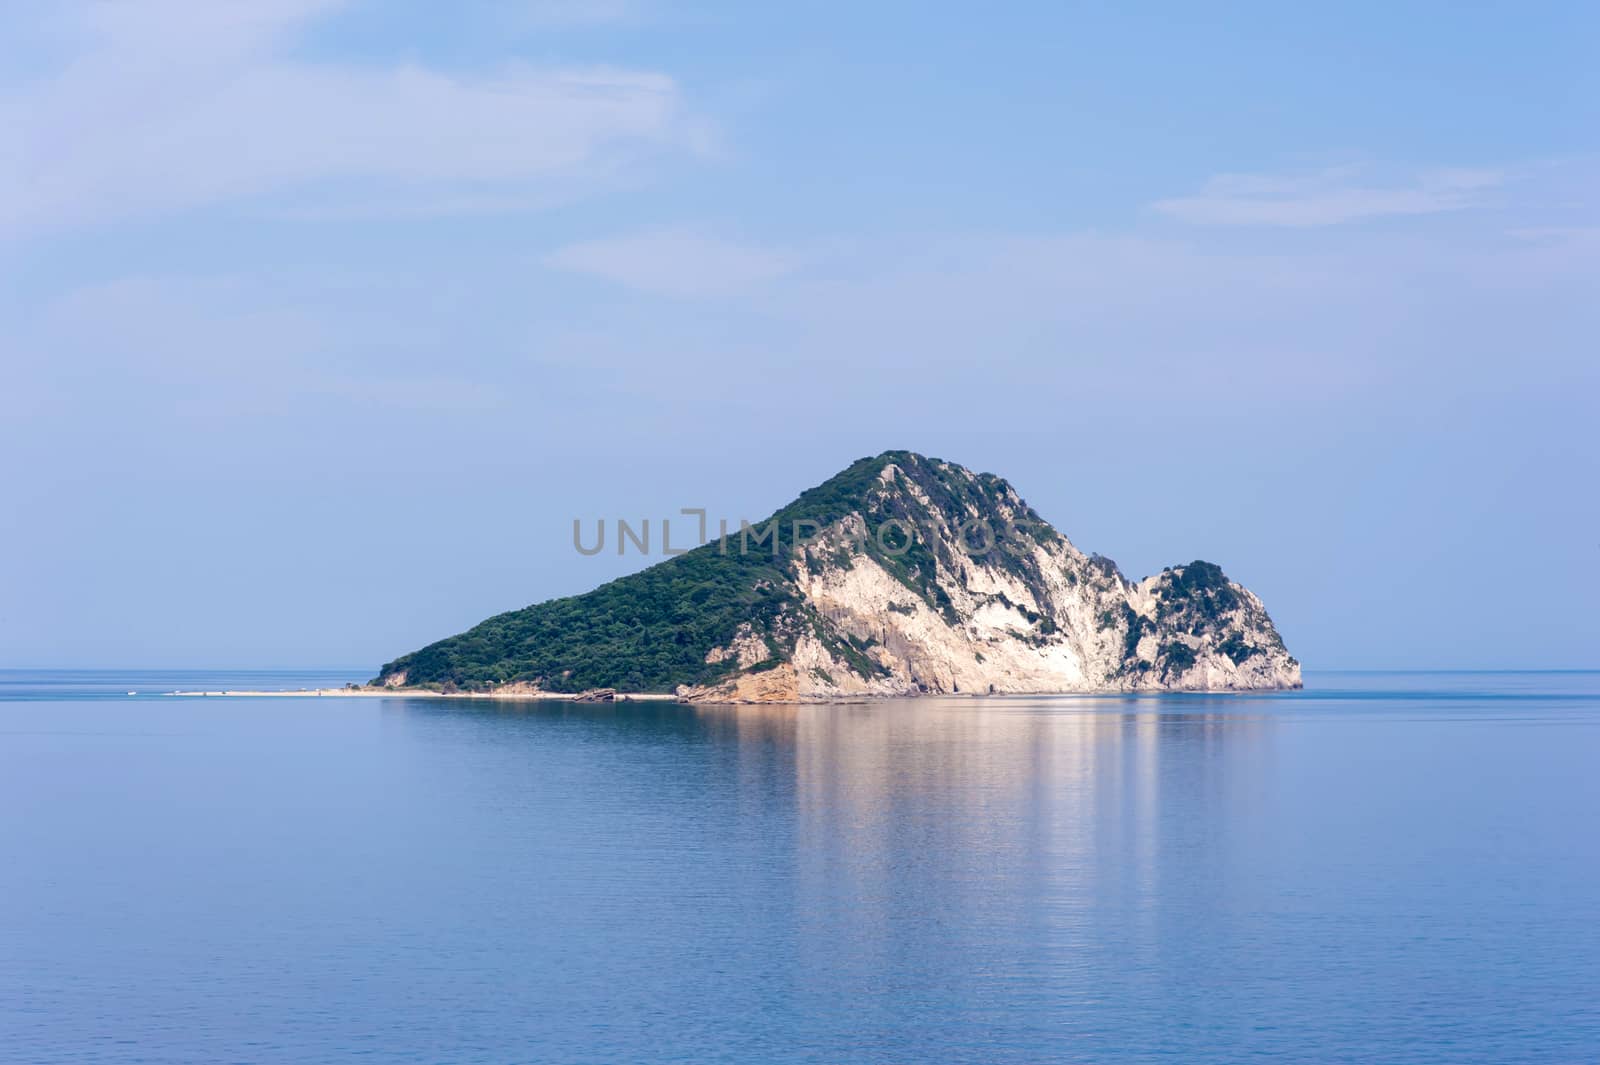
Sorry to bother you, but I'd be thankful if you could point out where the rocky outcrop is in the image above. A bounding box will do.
[675,454,1300,702]
[678,665,800,704]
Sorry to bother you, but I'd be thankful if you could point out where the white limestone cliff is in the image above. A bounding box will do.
[678,457,1300,703]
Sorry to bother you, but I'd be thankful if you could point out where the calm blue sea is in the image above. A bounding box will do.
[2,670,1598,1064]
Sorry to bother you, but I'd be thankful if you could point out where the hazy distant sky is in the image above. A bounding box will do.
[3,1,1596,670]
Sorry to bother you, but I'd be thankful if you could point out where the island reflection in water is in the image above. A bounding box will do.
[363,683,1598,1062]
[8,675,1598,1063]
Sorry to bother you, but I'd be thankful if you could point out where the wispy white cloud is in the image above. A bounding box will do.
[1152,166,1505,227]
[0,0,708,231]
[545,227,801,296]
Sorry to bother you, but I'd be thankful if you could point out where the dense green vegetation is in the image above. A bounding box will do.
[1156,559,1242,631]
[377,538,794,692]
[374,451,1050,693]
[1159,642,1197,677]
[1119,603,1149,665]
[1217,631,1260,666]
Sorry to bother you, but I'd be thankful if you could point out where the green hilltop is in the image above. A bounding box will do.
[374,451,1053,693]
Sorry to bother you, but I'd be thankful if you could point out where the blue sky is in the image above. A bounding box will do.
[3,0,1596,670]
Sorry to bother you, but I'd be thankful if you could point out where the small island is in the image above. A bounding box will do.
[370,451,1300,703]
